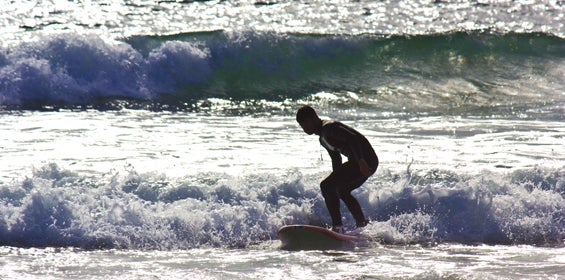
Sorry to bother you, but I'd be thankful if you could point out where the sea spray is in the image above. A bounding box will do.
[1,164,563,249]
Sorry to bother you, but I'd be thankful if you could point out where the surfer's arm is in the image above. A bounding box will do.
[330,123,364,163]
[326,148,342,171]
[328,123,373,176]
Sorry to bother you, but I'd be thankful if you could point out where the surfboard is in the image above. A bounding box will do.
[278,224,362,250]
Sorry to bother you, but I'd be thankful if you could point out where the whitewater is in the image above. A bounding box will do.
[1,0,564,279]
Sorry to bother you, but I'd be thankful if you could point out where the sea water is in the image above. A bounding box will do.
[1,1,564,279]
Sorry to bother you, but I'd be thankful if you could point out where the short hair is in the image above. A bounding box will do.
[296,105,318,123]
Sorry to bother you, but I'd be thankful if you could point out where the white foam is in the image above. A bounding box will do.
[0,161,563,249]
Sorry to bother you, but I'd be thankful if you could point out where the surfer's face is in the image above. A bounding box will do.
[298,119,317,135]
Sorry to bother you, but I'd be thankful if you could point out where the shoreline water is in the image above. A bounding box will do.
[1,244,564,279]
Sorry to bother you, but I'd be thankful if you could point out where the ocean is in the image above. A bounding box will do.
[0,0,564,279]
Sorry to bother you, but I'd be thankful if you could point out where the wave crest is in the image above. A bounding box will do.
[1,31,563,115]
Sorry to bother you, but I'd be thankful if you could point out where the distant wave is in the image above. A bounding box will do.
[1,31,563,113]
[0,163,563,249]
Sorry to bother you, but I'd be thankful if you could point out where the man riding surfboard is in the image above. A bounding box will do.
[296,105,378,233]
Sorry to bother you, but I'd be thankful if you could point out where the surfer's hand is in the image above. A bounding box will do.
[358,159,373,177]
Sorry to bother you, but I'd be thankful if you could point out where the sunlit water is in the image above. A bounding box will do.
[2,245,565,279]
[1,0,564,279]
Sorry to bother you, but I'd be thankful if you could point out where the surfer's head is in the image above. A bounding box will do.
[296,105,321,135]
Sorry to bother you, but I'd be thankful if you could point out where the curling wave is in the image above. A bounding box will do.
[1,31,563,115]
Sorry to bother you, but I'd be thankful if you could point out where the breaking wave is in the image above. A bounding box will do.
[0,163,563,249]
[1,31,563,116]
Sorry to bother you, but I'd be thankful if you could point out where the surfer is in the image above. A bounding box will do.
[296,105,378,233]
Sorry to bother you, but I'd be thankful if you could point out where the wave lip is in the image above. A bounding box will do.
[0,34,149,108]
[0,164,563,249]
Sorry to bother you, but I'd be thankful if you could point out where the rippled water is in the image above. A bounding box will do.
[1,0,564,43]
[1,1,564,279]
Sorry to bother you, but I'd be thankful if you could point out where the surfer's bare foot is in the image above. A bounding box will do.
[331,225,345,234]
[356,219,368,228]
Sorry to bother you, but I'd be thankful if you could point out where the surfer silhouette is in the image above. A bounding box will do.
[296,105,378,233]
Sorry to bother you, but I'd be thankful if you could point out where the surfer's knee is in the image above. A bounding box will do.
[337,188,353,200]
[320,179,335,198]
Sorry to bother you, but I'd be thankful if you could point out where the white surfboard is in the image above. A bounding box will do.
[278,224,362,250]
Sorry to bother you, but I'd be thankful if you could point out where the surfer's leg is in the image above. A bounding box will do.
[338,176,369,227]
[321,161,362,227]
[320,175,343,226]
[336,161,376,227]
[340,153,378,227]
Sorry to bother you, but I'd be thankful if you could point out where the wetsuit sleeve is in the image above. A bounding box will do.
[330,123,365,163]
[326,148,342,171]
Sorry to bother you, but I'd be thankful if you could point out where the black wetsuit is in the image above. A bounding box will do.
[319,120,378,227]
